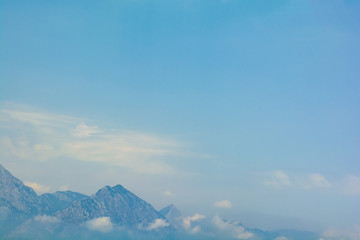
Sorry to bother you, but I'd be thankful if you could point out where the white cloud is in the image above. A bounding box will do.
[342,175,360,195]
[306,173,332,188]
[86,217,113,233]
[24,181,51,195]
[63,134,178,174]
[212,216,253,239]
[0,104,79,132]
[181,214,205,234]
[71,123,99,138]
[182,214,206,230]
[163,190,175,197]
[213,200,232,209]
[34,215,60,224]
[146,218,169,230]
[263,170,291,188]
[0,104,187,175]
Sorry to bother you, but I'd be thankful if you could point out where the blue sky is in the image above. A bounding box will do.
[1,0,360,238]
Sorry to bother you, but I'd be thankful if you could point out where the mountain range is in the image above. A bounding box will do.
[0,163,319,240]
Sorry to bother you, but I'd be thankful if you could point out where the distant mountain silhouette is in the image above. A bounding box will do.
[0,163,88,236]
[56,184,169,227]
[1,163,319,240]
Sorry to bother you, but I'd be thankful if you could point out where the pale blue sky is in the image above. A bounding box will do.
[1,0,359,236]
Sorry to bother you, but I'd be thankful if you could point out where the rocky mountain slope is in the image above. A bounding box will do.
[1,163,320,240]
[1,163,172,239]
[55,184,168,227]
[40,191,88,214]
[0,164,39,214]
[0,163,88,236]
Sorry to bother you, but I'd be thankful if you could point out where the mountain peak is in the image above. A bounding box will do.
[0,163,21,184]
[159,204,182,224]
[55,183,166,228]
[112,184,126,191]
[0,163,39,213]
[94,184,128,198]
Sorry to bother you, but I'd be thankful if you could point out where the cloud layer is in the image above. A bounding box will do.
[0,104,185,175]
[182,214,205,234]
[86,217,113,232]
[212,216,253,239]
[146,219,169,230]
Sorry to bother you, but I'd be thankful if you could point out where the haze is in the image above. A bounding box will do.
[1,0,359,239]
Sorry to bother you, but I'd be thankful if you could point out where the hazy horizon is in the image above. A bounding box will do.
[1,0,359,239]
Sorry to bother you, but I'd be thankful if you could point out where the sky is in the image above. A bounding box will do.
[1,0,360,238]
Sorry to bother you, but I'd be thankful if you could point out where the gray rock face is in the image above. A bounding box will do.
[0,163,88,215]
[56,185,166,227]
[40,191,88,215]
[0,164,39,214]
[1,163,172,239]
[10,185,173,239]
[0,163,89,237]
[0,164,42,236]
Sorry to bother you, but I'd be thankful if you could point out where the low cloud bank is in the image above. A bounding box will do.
[86,217,113,233]
[146,219,169,230]
[182,214,206,234]
[212,216,253,239]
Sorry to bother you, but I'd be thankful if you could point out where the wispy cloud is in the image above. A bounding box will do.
[262,170,360,197]
[305,173,332,189]
[71,123,99,138]
[263,170,291,188]
[0,103,79,130]
[0,103,187,175]
[24,181,51,195]
[213,200,232,209]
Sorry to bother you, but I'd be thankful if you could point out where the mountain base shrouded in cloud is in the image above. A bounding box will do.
[0,163,322,240]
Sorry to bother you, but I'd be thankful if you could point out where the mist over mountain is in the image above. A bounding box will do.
[159,204,182,227]
[1,163,321,240]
